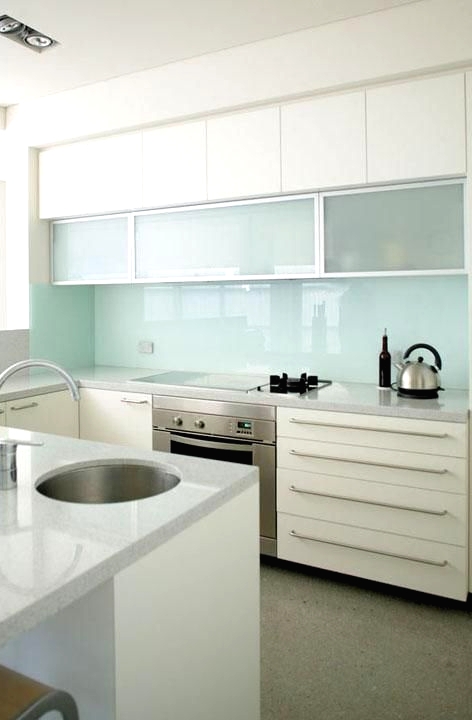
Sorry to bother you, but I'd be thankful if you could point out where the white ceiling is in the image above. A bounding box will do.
[1,0,420,107]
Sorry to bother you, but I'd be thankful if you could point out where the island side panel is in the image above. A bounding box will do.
[114,483,260,720]
[0,579,116,720]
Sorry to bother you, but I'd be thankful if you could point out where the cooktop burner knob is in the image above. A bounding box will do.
[194,419,205,429]
[173,416,183,426]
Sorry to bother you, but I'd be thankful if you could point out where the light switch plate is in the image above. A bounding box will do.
[138,341,154,354]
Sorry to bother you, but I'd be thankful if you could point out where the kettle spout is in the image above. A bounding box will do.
[394,361,405,372]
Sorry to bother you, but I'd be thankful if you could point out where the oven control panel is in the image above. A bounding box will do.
[232,420,253,437]
[153,405,275,444]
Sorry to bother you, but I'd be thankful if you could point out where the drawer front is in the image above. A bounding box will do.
[277,468,466,546]
[277,437,467,494]
[277,408,467,458]
[277,513,467,601]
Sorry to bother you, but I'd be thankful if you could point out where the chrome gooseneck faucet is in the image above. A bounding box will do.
[0,360,80,490]
[0,359,80,401]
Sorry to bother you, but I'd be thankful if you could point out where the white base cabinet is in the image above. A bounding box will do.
[5,391,79,437]
[79,388,152,450]
[277,408,468,600]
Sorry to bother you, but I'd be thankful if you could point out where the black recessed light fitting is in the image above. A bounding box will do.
[0,14,58,52]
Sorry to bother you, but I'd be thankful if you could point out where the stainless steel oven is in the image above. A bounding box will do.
[152,396,276,556]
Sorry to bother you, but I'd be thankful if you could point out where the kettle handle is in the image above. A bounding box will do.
[403,343,442,370]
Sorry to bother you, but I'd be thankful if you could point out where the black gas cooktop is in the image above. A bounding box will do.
[264,372,332,394]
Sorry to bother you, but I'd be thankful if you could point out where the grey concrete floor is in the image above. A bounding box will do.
[260,559,472,720]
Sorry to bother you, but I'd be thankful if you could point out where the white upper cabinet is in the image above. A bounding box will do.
[142,120,207,208]
[366,74,466,183]
[281,91,366,191]
[39,132,143,218]
[207,107,280,200]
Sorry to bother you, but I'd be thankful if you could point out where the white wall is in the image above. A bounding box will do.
[6,0,472,146]
[4,143,32,329]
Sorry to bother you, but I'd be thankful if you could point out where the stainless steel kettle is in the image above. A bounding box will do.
[395,343,442,399]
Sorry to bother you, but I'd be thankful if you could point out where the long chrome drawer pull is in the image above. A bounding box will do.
[9,402,39,411]
[289,448,448,474]
[288,484,448,516]
[120,398,149,404]
[288,418,448,439]
[289,530,448,567]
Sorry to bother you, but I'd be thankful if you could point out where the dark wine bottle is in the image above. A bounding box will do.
[378,328,391,388]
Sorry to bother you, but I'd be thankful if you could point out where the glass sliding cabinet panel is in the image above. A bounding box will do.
[135,197,316,280]
[53,216,129,282]
[323,182,464,273]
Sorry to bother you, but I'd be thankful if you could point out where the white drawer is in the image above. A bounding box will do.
[277,512,468,601]
[277,437,467,494]
[277,408,467,458]
[277,468,466,546]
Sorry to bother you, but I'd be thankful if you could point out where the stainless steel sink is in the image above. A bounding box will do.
[36,462,181,504]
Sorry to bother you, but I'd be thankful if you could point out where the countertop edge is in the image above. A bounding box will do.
[0,367,468,422]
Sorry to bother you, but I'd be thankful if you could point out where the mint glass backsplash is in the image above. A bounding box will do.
[30,283,95,368]
[91,275,468,388]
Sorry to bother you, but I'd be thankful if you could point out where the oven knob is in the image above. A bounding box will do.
[173,416,183,426]
[194,419,205,429]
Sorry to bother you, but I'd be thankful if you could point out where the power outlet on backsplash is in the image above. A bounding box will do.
[138,341,154,354]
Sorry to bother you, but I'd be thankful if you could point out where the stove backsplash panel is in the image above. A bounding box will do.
[30,275,469,389]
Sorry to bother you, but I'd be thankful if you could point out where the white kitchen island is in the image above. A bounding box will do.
[0,427,260,720]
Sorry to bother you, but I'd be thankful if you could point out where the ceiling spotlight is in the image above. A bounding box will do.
[0,16,24,34]
[25,33,53,48]
[0,14,58,52]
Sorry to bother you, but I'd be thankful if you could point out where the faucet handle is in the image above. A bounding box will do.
[0,438,43,491]
[0,438,44,449]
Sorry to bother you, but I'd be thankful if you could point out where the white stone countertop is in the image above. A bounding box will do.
[73,366,469,422]
[0,365,469,421]
[0,426,258,646]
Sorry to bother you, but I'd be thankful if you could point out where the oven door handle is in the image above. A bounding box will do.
[169,433,252,454]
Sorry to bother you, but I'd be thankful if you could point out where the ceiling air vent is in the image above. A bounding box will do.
[0,14,58,52]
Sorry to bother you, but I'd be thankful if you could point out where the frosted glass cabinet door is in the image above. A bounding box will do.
[135,197,316,281]
[52,216,130,282]
[322,182,464,274]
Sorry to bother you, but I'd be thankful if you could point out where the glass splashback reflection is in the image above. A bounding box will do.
[90,275,468,388]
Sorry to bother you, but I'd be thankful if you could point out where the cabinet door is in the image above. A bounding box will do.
[52,215,130,283]
[5,391,79,437]
[0,402,5,426]
[39,132,143,218]
[207,107,280,200]
[79,388,152,450]
[321,181,464,274]
[281,91,366,191]
[366,73,466,183]
[135,196,316,281]
[142,121,207,208]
